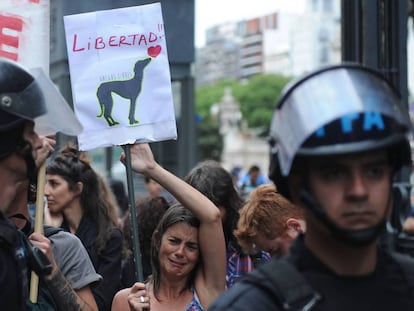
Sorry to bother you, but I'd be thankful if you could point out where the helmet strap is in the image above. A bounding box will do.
[24,152,37,181]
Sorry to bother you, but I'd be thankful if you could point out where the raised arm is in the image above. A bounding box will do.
[121,143,226,305]
[121,143,221,222]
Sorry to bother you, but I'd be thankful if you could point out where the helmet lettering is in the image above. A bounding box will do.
[314,111,385,139]
[315,126,325,137]
[363,112,384,131]
[341,113,359,133]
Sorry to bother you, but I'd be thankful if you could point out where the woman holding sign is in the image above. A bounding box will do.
[111,142,226,311]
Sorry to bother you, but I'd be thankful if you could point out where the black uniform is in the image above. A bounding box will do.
[0,212,28,310]
[209,236,414,311]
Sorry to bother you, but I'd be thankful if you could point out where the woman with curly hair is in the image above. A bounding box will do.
[234,184,305,257]
[45,143,123,311]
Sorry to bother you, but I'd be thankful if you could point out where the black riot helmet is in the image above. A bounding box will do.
[0,58,82,160]
[0,58,45,131]
[0,58,45,161]
[268,63,412,246]
[0,57,82,136]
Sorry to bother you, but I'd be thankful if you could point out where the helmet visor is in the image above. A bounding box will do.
[31,68,83,136]
[270,65,412,176]
[0,67,82,136]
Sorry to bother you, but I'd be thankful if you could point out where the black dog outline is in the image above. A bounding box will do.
[96,57,152,126]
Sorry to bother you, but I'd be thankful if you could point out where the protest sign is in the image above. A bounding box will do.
[64,3,177,151]
[0,0,50,74]
[0,0,82,136]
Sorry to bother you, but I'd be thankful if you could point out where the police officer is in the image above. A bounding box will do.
[0,57,81,309]
[209,63,414,310]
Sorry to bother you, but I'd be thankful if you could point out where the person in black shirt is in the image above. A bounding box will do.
[209,64,414,310]
[0,57,83,309]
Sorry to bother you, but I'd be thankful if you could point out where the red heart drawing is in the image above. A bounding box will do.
[147,45,162,58]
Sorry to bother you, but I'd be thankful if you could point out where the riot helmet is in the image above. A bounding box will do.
[0,57,82,136]
[270,63,411,178]
[0,58,45,131]
[0,58,82,162]
[268,63,412,246]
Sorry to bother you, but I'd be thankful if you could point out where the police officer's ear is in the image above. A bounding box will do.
[287,173,303,206]
[284,156,307,205]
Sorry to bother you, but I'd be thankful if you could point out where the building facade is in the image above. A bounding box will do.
[195,0,341,86]
[195,0,341,173]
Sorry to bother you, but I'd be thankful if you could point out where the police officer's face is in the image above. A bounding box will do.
[22,122,42,162]
[306,150,392,231]
[0,122,43,214]
[0,153,27,213]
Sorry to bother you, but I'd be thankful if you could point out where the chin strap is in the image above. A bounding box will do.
[300,189,388,247]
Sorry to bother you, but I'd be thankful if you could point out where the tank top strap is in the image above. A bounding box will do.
[183,287,204,311]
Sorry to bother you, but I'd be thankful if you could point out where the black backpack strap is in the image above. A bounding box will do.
[390,251,414,294]
[243,258,322,310]
[0,215,30,309]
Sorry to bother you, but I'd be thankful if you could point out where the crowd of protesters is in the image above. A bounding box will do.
[2,56,414,311]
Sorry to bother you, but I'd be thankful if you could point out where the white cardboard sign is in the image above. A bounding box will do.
[0,0,50,74]
[64,3,177,151]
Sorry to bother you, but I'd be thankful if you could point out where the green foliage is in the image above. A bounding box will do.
[194,74,291,160]
[196,116,223,161]
[195,79,241,118]
[235,74,291,135]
